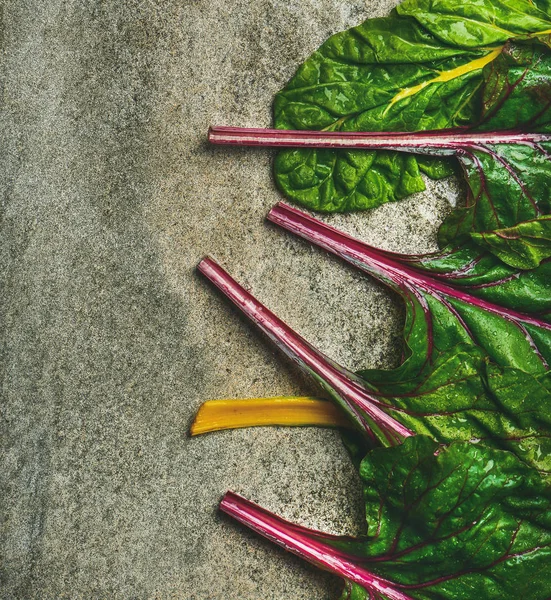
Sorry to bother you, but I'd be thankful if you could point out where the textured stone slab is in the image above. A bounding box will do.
[0,1,460,598]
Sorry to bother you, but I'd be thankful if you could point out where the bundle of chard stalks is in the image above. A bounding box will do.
[192,1,551,597]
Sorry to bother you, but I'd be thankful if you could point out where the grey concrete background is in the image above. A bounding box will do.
[0,1,460,598]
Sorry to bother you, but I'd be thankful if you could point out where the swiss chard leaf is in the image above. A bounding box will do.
[214,41,551,268]
[198,250,551,478]
[269,203,551,378]
[265,204,551,475]
[273,15,487,212]
[396,0,551,47]
[221,436,551,600]
[437,42,551,249]
[273,0,551,213]
[362,237,551,314]
[469,216,551,269]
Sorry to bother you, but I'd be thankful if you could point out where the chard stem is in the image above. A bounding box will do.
[220,491,414,600]
[198,257,413,443]
[267,203,551,334]
[208,126,550,152]
[190,396,351,436]
[268,202,415,292]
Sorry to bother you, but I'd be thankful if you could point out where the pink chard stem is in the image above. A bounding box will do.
[267,203,551,334]
[198,257,413,444]
[220,491,414,600]
[208,126,550,152]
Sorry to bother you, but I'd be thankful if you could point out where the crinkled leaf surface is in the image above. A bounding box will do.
[353,437,551,599]
[269,204,551,379]
[224,437,551,600]
[469,217,551,270]
[396,0,551,47]
[336,437,551,599]
[268,204,551,472]
[437,43,551,254]
[274,0,551,214]
[274,14,484,212]
[359,346,551,479]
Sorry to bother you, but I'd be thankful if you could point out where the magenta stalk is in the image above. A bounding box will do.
[220,491,414,600]
[208,126,550,152]
[198,257,413,444]
[267,202,551,335]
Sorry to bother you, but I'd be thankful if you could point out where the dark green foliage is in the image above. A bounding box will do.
[202,2,551,597]
[273,14,484,211]
[268,204,551,478]
[273,1,551,268]
[469,217,551,270]
[438,44,551,253]
[335,436,551,599]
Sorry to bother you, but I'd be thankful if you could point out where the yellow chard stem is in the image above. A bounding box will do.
[190,396,351,436]
[387,46,504,111]
[386,28,551,112]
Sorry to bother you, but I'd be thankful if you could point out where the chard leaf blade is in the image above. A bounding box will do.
[357,436,551,597]
[272,2,551,267]
[267,203,551,476]
[273,12,487,212]
[469,216,551,269]
[221,437,551,599]
[269,203,551,377]
[396,0,551,47]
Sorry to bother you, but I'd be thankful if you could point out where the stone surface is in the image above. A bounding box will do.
[0,1,460,598]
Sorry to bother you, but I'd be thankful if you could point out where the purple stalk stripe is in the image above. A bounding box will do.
[220,491,415,600]
[267,203,551,337]
[208,126,551,151]
[198,257,413,442]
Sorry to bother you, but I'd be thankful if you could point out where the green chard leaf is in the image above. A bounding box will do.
[469,216,551,270]
[264,204,551,476]
[396,0,551,47]
[273,0,551,214]
[269,3,551,270]
[273,15,488,212]
[437,42,551,251]
[220,437,551,600]
[215,41,551,267]
[269,204,551,378]
[198,234,551,479]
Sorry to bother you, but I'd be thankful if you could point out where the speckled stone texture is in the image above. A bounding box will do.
[0,1,461,598]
